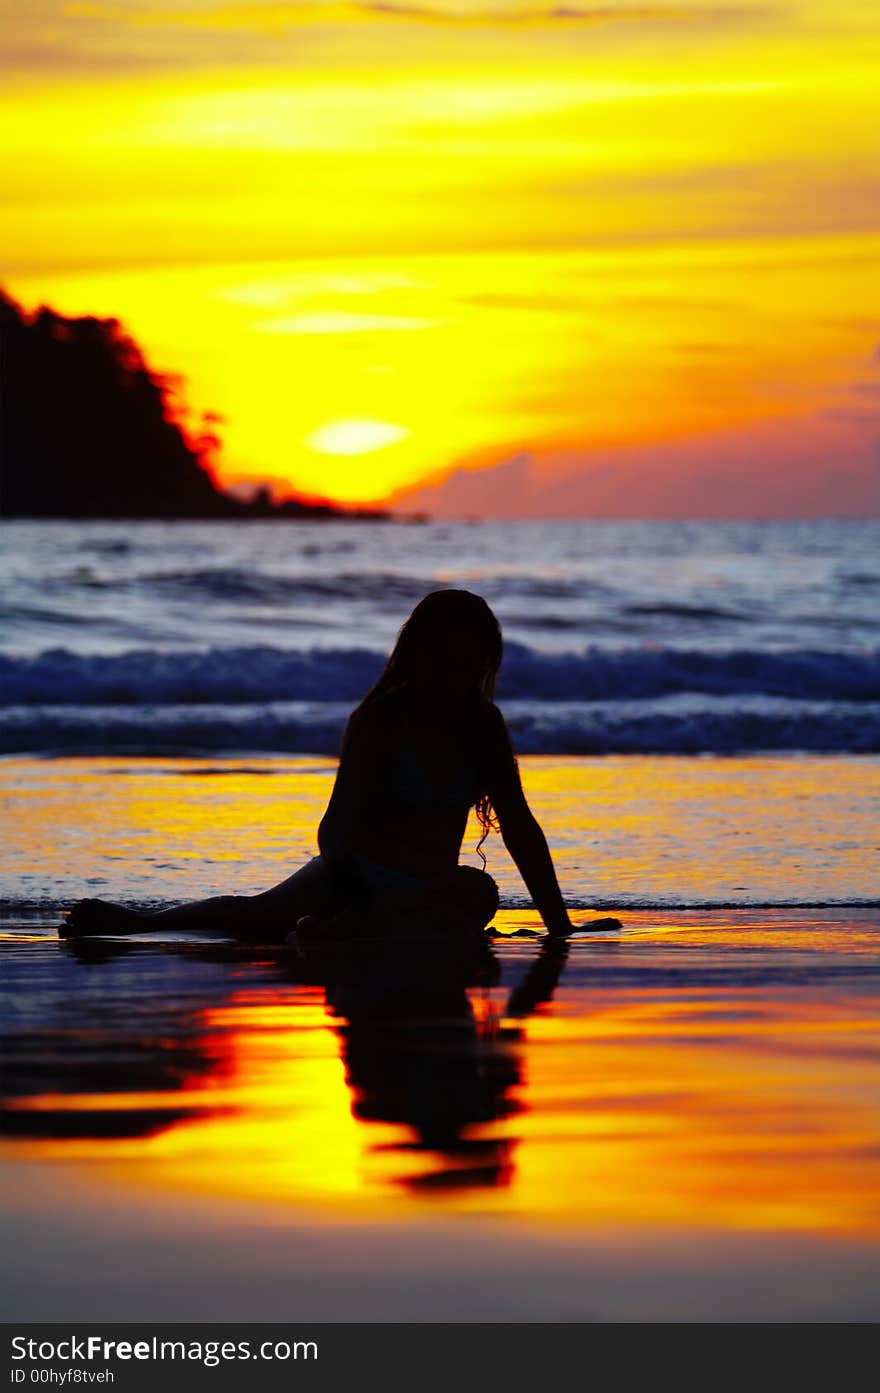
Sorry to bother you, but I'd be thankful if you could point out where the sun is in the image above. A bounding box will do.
[305,419,409,457]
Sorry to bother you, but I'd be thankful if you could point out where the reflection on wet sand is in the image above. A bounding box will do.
[327,942,519,1193]
[2,912,880,1242]
[1,930,541,1199]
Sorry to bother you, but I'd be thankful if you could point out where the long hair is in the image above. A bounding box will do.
[344,589,503,862]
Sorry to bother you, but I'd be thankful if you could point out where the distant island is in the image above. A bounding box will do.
[0,288,388,521]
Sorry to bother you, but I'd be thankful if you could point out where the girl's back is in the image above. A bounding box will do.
[319,690,495,877]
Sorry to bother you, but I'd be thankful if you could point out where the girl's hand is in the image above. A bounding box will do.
[549,915,622,936]
[575,916,622,932]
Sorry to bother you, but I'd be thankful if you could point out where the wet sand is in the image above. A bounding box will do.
[2,906,879,1321]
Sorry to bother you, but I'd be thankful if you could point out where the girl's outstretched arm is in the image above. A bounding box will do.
[484,705,620,937]
[484,705,573,936]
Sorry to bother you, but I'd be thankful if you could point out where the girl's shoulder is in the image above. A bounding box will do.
[474,699,516,764]
[345,689,406,742]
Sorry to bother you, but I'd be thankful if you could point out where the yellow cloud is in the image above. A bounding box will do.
[59,1,768,34]
[3,0,880,506]
[254,312,437,332]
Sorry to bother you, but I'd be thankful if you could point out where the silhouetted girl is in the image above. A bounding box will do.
[63,590,618,944]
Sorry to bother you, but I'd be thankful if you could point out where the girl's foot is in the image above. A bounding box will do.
[59,898,146,938]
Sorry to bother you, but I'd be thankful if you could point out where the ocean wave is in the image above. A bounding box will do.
[622,602,750,621]
[1,698,878,755]
[2,643,880,706]
[502,701,880,754]
[498,643,880,702]
[128,567,438,608]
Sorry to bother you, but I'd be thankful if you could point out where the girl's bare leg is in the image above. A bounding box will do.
[61,858,343,942]
[60,896,240,938]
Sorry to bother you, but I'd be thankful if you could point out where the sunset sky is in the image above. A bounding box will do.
[2,0,879,513]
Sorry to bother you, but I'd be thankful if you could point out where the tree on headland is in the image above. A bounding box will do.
[0,289,385,520]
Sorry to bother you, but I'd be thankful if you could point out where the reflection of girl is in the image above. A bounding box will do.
[63,590,619,943]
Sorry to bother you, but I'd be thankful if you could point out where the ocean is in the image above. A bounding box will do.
[3,516,879,754]
[2,517,878,912]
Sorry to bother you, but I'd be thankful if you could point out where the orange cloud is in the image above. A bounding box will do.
[392,417,880,518]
